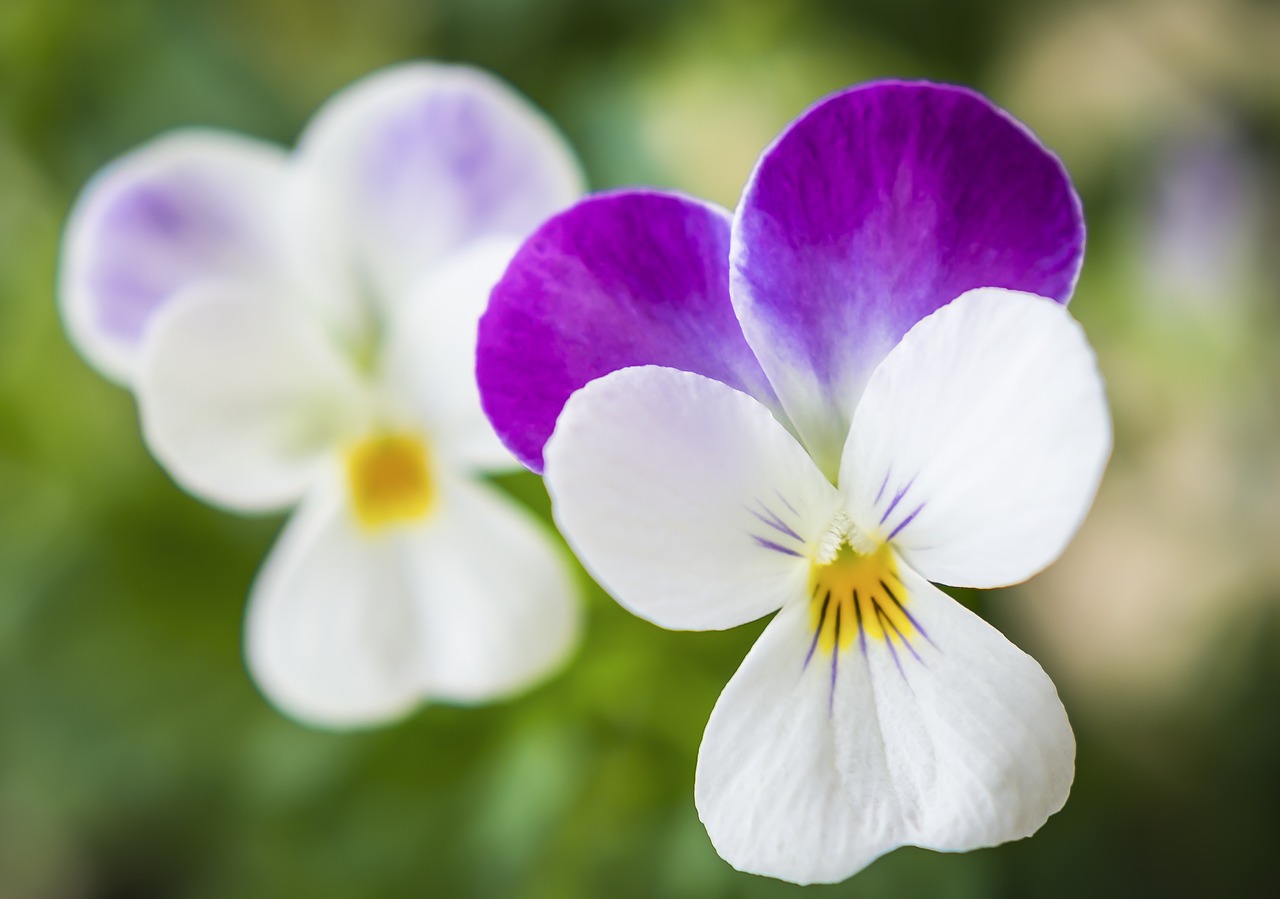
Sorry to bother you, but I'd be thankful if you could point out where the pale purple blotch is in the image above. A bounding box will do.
[360,82,570,256]
[84,175,268,343]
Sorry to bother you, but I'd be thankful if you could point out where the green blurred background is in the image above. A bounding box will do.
[2,0,1279,896]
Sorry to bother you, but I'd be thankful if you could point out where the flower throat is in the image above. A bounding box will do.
[346,433,434,530]
[807,542,919,658]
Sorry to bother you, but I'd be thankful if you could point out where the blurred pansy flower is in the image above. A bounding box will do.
[478,82,1110,882]
[59,63,584,728]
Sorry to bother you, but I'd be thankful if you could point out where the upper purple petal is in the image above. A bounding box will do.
[59,131,290,384]
[291,63,584,309]
[477,190,778,472]
[731,80,1085,476]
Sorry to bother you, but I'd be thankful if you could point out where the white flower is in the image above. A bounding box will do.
[59,63,584,728]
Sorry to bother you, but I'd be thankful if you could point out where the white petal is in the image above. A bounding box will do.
[380,238,521,472]
[244,476,423,729]
[545,366,841,632]
[696,559,1074,884]
[400,474,580,702]
[136,285,369,513]
[290,62,584,309]
[829,560,1075,855]
[59,130,291,384]
[841,288,1111,588]
[695,600,892,884]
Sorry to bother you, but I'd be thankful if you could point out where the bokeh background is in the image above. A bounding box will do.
[2,0,1279,896]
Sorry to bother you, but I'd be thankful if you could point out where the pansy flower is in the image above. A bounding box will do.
[60,63,584,728]
[477,82,1110,882]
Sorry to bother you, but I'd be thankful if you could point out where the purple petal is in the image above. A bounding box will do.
[731,80,1084,475]
[477,190,778,472]
[292,63,584,307]
[60,131,289,384]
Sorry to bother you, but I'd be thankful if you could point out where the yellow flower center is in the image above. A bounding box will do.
[345,432,434,530]
[808,541,918,657]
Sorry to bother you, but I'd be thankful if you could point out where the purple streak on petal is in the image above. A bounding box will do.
[803,632,821,671]
[886,500,926,541]
[749,502,803,543]
[873,469,891,505]
[752,536,804,558]
[774,489,799,517]
[877,607,908,680]
[878,603,924,665]
[828,604,841,715]
[477,189,779,471]
[881,575,934,648]
[732,81,1084,456]
[899,610,933,650]
[803,591,829,671]
[878,478,914,525]
[854,590,868,658]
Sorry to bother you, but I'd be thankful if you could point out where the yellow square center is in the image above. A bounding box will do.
[809,542,916,656]
[345,433,434,530]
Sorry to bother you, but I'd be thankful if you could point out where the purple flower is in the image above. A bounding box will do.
[477,81,1110,882]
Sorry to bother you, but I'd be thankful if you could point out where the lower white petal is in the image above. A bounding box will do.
[546,366,842,632]
[244,476,423,728]
[696,556,1073,883]
[380,238,521,473]
[399,474,580,702]
[829,557,1074,855]
[840,288,1111,588]
[695,600,889,884]
[246,465,579,727]
[137,285,369,513]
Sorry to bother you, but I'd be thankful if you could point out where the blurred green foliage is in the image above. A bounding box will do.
[3,0,1280,896]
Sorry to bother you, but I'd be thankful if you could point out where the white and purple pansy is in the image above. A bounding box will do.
[477,81,1110,883]
[59,63,585,729]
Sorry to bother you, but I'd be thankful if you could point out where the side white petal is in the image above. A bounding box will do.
[59,130,291,384]
[841,288,1111,588]
[398,474,580,702]
[381,238,521,472]
[136,285,369,513]
[695,600,896,884]
[829,560,1075,855]
[545,366,841,632]
[244,476,423,729]
[290,62,584,309]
